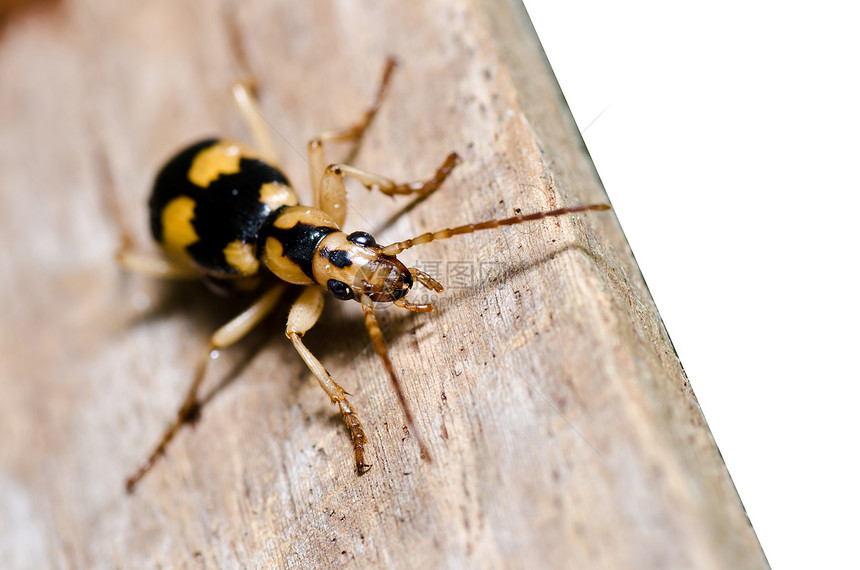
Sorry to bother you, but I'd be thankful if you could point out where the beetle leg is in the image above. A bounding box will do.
[231,81,277,164]
[126,283,288,492]
[308,57,396,207]
[286,286,371,474]
[117,249,200,279]
[329,153,461,199]
[304,58,460,224]
[317,57,396,146]
[314,153,461,227]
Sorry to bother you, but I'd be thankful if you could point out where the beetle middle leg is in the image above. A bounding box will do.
[303,59,460,224]
[126,283,288,492]
[307,57,397,204]
[231,81,278,164]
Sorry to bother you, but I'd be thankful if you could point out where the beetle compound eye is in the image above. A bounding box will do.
[347,231,377,247]
[327,279,356,300]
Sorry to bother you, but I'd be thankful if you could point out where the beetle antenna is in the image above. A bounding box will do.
[380,203,610,256]
[360,294,433,463]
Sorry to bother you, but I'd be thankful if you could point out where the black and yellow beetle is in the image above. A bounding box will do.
[120,59,609,492]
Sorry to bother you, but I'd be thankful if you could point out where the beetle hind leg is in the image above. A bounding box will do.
[117,249,200,279]
[125,284,288,492]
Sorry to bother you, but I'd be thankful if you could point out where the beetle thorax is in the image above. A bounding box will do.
[258,206,412,302]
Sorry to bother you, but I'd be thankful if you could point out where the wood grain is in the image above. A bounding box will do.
[0,1,769,568]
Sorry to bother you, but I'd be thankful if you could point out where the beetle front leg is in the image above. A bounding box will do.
[286,286,371,474]
[314,153,461,226]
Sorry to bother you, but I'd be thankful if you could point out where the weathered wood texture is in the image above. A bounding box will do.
[0,1,768,568]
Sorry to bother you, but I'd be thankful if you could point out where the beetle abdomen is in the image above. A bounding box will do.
[149,138,299,276]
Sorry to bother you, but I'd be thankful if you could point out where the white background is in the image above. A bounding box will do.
[524,1,859,568]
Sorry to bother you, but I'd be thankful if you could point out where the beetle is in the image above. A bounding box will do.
[120,59,609,492]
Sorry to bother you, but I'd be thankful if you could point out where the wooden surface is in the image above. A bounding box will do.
[0,1,769,568]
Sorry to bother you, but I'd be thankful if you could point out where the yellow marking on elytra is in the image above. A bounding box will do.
[223,240,260,275]
[188,141,256,187]
[161,196,199,255]
[259,182,298,210]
